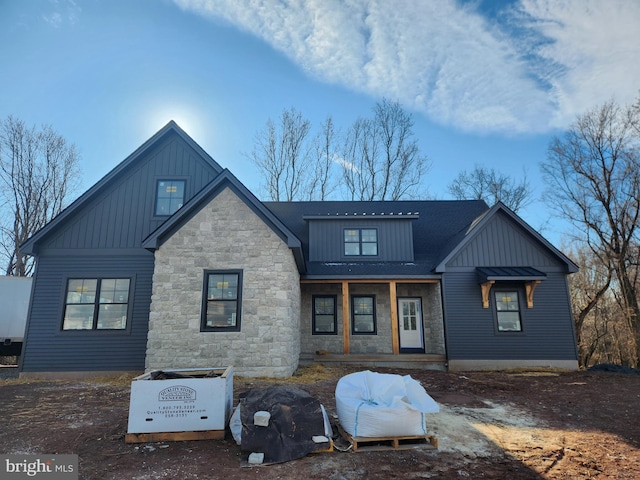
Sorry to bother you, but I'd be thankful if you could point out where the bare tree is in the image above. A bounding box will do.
[249,100,430,202]
[340,99,430,200]
[247,108,313,201]
[340,117,377,201]
[306,116,337,201]
[542,99,640,366]
[447,165,532,212]
[0,116,81,276]
[566,245,613,366]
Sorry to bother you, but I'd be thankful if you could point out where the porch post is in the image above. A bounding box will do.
[390,281,399,354]
[342,281,350,354]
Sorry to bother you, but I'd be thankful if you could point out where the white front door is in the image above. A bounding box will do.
[398,298,424,352]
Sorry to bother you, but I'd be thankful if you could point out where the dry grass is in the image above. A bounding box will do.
[507,371,561,377]
[0,372,138,387]
[235,363,353,385]
[0,376,49,386]
[87,373,138,386]
[0,364,357,388]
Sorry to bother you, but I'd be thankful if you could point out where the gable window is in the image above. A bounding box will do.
[344,228,378,256]
[313,295,337,334]
[202,270,242,332]
[155,179,185,216]
[494,290,523,332]
[62,278,130,330]
[352,295,376,334]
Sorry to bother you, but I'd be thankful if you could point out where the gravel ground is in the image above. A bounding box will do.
[3,366,640,479]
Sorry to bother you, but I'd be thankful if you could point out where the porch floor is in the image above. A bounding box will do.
[299,353,447,371]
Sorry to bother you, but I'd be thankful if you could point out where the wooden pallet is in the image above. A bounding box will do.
[125,429,225,443]
[312,440,334,453]
[338,425,437,452]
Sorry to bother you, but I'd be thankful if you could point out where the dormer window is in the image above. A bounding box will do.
[155,180,185,216]
[344,228,378,256]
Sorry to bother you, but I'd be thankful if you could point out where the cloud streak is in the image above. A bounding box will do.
[174,0,640,134]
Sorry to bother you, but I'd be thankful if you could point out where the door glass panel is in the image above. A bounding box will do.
[398,299,424,350]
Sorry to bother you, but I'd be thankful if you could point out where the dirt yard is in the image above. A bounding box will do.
[1,364,639,479]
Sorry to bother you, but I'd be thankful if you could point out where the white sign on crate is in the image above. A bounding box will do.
[127,366,233,434]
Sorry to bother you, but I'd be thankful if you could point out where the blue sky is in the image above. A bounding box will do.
[2,0,639,245]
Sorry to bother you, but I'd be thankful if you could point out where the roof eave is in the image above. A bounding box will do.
[435,202,579,274]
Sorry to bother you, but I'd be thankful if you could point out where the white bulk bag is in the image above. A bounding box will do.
[335,370,439,438]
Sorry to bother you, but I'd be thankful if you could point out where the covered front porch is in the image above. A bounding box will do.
[299,279,447,370]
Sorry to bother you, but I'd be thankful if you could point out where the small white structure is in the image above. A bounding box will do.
[0,276,33,356]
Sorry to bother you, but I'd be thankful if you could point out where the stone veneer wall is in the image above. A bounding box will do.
[348,284,393,354]
[145,187,301,378]
[300,283,344,354]
[300,282,446,355]
[397,283,446,355]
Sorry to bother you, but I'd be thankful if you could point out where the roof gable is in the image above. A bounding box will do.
[21,121,223,255]
[142,170,305,272]
[435,202,578,273]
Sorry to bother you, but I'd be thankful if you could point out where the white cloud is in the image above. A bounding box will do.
[43,12,63,28]
[42,0,80,28]
[174,0,640,134]
[512,0,640,128]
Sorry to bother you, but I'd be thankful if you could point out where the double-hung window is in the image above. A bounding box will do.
[313,295,337,334]
[155,179,186,216]
[62,278,130,330]
[494,290,523,332]
[352,295,376,334]
[202,270,242,331]
[344,228,378,256]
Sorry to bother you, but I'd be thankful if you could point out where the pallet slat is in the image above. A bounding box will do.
[338,424,437,452]
[312,441,334,453]
[125,429,225,443]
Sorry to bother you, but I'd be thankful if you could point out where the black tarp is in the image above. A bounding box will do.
[588,363,640,375]
[238,385,329,464]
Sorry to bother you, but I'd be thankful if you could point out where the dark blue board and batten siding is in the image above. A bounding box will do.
[21,130,221,373]
[442,212,578,362]
[447,213,561,269]
[308,219,414,262]
[21,253,154,372]
[45,135,220,250]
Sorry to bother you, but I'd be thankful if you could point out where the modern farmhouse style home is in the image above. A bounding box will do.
[19,122,579,378]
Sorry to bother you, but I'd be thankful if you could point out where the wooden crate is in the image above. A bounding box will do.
[338,424,437,452]
[126,366,233,439]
